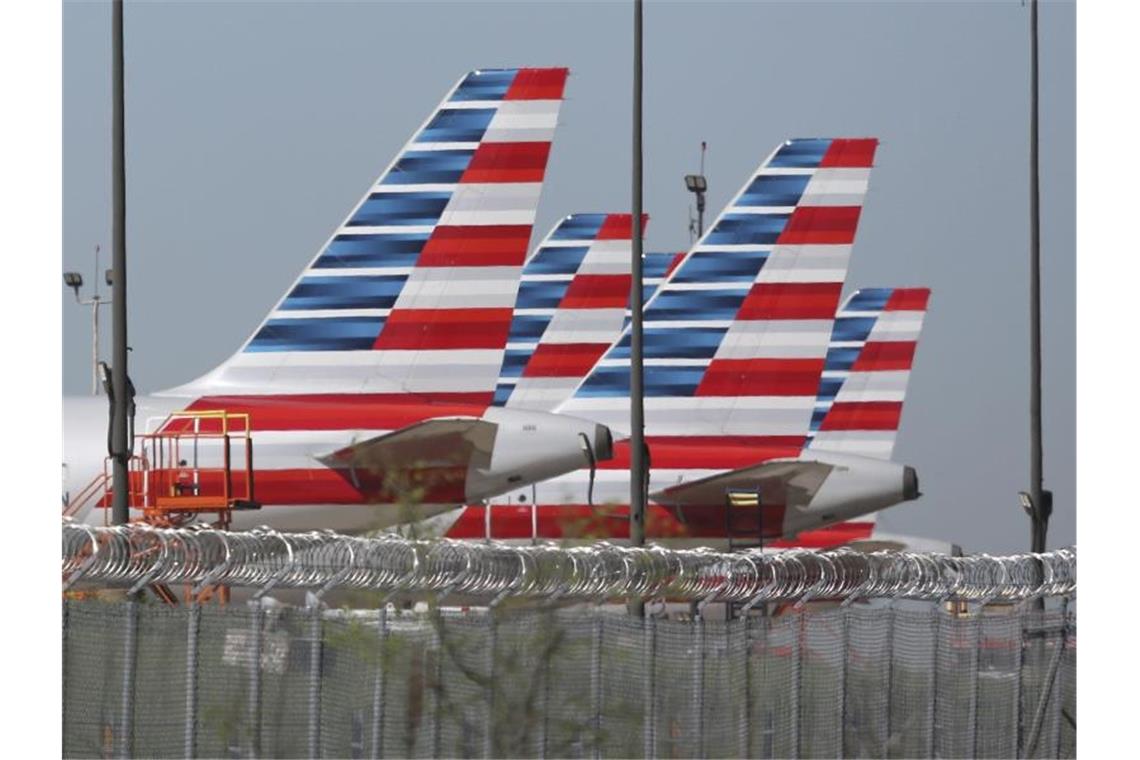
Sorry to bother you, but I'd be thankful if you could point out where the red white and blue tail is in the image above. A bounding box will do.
[559,138,878,448]
[808,287,930,459]
[168,68,569,401]
[492,213,648,410]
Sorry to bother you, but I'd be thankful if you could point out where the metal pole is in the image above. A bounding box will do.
[308,607,323,759]
[629,0,647,617]
[591,612,603,759]
[184,603,200,759]
[371,605,389,760]
[91,299,100,396]
[110,0,131,526]
[118,599,138,759]
[1027,0,1048,555]
[642,615,656,758]
[248,603,263,759]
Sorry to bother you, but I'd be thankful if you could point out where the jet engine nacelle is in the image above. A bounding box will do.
[466,407,613,503]
[783,450,920,538]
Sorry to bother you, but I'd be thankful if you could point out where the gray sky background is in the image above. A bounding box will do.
[62,0,1075,554]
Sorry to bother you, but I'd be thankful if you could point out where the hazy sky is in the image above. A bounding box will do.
[62,0,1075,553]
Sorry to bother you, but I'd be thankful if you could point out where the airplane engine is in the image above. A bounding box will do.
[467,407,613,502]
[783,450,920,537]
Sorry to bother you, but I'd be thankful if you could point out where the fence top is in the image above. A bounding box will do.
[62,521,1075,605]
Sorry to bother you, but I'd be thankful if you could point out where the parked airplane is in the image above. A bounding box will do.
[426,138,927,546]
[62,67,617,531]
[435,284,929,547]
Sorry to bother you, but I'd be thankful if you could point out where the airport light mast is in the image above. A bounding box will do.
[629,0,647,617]
[63,246,112,396]
[110,0,133,527]
[685,141,708,240]
[1025,0,1051,554]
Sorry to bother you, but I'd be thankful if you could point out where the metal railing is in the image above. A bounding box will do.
[63,521,1075,604]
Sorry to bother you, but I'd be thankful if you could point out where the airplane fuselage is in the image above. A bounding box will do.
[62,393,611,532]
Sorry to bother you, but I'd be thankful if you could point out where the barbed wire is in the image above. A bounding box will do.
[62,521,1075,604]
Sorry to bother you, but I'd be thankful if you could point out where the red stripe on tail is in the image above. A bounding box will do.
[696,358,825,397]
[503,67,569,101]
[522,343,610,378]
[850,341,916,371]
[818,401,903,431]
[460,142,553,184]
[884,288,931,311]
[737,282,842,320]
[595,213,649,240]
[373,308,513,350]
[416,225,532,267]
[560,274,632,309]
[819,138,878,168]
[776,206,862,245]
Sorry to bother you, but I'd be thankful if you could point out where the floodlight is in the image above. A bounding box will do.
[105,268,114,287]
[684,174,707,193]
[63,271,84,298]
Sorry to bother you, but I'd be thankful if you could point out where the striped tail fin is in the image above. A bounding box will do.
[168,68,569,401]
[559,138,878,448]
[808,287,930,459]
[493,213,647,410]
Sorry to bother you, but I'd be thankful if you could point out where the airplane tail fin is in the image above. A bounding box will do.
[166,68,569,401]
[559,138,878,449]
[808,287,930,460]
[493,213,647,410]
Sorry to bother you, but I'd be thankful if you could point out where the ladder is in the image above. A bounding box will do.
[724,488,765,553]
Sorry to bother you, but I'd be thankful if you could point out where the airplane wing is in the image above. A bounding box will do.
[317,417,496,500]
[649,459,835,510]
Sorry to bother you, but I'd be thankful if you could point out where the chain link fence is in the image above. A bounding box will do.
[62,598,1074,759]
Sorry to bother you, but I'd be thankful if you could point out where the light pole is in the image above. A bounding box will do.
[685,141,708,240]
[629,0,647,618]
[1026,0,1050,554]
[63,246,113,395]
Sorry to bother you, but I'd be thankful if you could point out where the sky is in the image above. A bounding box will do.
[61,0,1075,554]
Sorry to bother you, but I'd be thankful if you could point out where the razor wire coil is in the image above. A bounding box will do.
[62,521,1075,604]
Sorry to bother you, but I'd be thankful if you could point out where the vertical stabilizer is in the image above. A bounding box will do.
[492,214,649,410]
[808,287,930,459]
[560,138,878,450]
[165,68,569,401]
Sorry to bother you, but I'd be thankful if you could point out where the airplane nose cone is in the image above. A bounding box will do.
[903,466,921,500]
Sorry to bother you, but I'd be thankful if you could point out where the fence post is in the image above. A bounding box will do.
[184,603,201,760]
[1052,601,1072,757]
[741,614,753,759]
[839,606,849,758]
[694,612,705,758]
[643,613,657,758]
[118,598,138,760]
[432,605,444,759]
[1024,614,1066,758]
[792,609,803,759]
[591,610,603,759]
[1015,609,1026,758]
[484,610,497,759]
[884,606,896,759]
[928,608,940,760]
[970,611,981,760]
[62,598,70,751]
[371,605,389,760]
[247,601,262,759]
[308,605,323,759]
